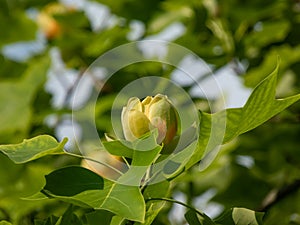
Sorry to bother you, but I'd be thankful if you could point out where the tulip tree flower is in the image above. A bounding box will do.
[121,94,179,144]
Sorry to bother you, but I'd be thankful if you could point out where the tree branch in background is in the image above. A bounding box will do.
[258,179,300,212]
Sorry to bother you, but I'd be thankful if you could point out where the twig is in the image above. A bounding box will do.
[65,151,124,176]
[0,207,10,221]
[62,68,85,107]
[258,179,300,212]
[146,197,206,218]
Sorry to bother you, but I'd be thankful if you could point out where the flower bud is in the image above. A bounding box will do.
[121,94,178,144]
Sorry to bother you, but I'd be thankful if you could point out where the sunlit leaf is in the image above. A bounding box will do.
[117,146,162,186]
[102,140,134,158]
[214,208,264,225]
[0,135,67,164]
[187,63,300,168]
[224,63,300,139]
[35,179,145,222]
[135,181,170,225]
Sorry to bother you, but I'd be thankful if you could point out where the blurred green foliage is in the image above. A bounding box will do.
[1,0,300,224]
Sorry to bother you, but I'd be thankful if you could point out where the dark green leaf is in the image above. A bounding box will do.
[185,210,215,225]
[58,205,83,225]
[185,209,216,225]
[185,210,202,225]
[86,210,114,225]
[43,166,104,197]
[34,216,59,225]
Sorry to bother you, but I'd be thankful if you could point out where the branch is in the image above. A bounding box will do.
[258,179,300,212]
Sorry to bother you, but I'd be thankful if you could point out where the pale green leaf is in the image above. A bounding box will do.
[224,64,300,141]
[116,145,162,186]
[34,179,145,223]
[0,135,67,164]
[135,181,170,225]
[214,208,264,225]
[110,216,126,225]
[102,140,134,158]
[187,64,300,169]
[105,129,162,186]
[232,208,264,225]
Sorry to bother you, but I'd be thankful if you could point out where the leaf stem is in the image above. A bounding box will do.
[146,197,205,217]
[122,156,131,168]
[65,151,124,175]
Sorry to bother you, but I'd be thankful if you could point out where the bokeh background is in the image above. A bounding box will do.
[1,0,300,224]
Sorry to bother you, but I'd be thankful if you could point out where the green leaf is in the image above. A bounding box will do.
[84,26,128,57]
[0,55,26,80]
[43,166,104,197]
[36,205,83,225]
[185,210,202,225]
[135,181,170,225]
[244,20,290,52]
[214,208,264,225]
[224,63,300,141]
[0,221,12,225]
[36,179,145,222]
[102,140,134,158]
[35,216,59,225]
[57,205,83,225]
[232,208,264,225]
[187,64,300,169]
[0,11,37,47]
[104,130,162,186]
[162,124,198,154]
[0,135,67,164]
[117,145,162,186]
[0,56,50,142]
[103,129,160,159]
[244,45,300,87]
[110,216,126,225]
[85,210,114,225]
[185,209,216,225]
